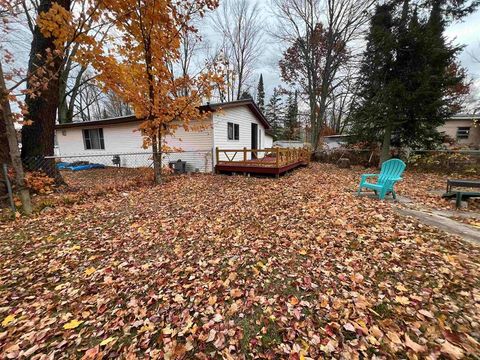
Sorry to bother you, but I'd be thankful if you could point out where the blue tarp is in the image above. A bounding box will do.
[56,162,106,171]
[56,162,71,170]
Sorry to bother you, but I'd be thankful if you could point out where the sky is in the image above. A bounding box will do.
[201,0,480,100]
[445,10,480,79]
[3,0,480,106]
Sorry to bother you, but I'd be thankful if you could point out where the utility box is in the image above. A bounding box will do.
[170,160,186,174]
[112,155,121,167]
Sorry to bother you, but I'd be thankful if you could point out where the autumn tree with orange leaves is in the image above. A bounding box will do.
[41,0,222,183]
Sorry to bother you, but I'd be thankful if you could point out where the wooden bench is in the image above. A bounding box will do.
[442,179,480,208]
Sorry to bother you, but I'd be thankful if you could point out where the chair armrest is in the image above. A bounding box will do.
[361,174,379,179]
[391,177,403,182]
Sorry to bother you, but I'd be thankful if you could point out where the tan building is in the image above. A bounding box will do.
[438,114,480,148]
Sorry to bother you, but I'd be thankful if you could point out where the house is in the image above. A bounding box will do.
[438,114,480,148]
[54,99,274,173]
[273,140,311,149]
[321,135,351,150]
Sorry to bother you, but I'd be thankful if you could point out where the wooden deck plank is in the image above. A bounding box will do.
[215,160,307,176]
[215,147,311,177]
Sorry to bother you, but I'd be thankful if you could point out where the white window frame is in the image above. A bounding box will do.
[227,122,239,141]
[83,128,105,150]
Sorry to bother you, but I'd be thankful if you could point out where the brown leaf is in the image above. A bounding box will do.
[230,288,242,299]
[404,334,426,353]
[441,341,464,359]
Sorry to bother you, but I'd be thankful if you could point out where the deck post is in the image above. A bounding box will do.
[276,147,280,168]
[243,147,247,163]
[216,147,219,164]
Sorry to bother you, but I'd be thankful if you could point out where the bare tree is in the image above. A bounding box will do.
[102,90,132,118]
[0,0,35,214]
[212,0,264,100]
[0,62,32,214]
[272,0,374,150]
[73,73,104,121]
[325,64,360,133]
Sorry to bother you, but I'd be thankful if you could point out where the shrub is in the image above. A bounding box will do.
[408,151,479,175]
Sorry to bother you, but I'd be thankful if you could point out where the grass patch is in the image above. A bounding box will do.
[237,307,283,354]
[372,302,392,319]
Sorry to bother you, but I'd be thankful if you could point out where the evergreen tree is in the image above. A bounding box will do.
[240,91,253,100]
[284,91,300,140]
[256,74,265,113]
[265,87,284,140]
[351,0,469,163]
[349,3,397,163]
[397,0,467,148]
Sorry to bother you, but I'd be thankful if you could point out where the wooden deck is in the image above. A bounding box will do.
[215,147,310,177]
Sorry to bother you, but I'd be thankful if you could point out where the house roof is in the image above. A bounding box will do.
[447,114,480,121]
[55,99,271,130]
[322,134,350,139]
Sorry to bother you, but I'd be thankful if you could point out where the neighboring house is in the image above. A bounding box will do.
[438,114,480,148]
[55,99,273,173]
[321,135,350,150]
[273,140,311,149]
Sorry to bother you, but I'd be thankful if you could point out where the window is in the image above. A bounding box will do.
[83,128,105,150]
[227,122,239,140]
[456,127,470,139]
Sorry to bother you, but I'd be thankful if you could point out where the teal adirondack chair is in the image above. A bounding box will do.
[357,159,406,200]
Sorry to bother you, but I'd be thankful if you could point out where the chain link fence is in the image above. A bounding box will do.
[314,149,380,167]
[314,148,480,174]
[22,150,214,174]
[0,151,213,204]
[407,150,480,174]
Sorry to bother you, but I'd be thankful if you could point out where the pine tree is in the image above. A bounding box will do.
[397,0,467,148]
[350,3,397,163]
[350,0,468,163]
[284,91,299,140]
[240,91,253,100]
[256,74,265,113]
[265,87,284,140]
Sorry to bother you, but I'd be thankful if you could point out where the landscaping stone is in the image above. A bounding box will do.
[338,157,351,169]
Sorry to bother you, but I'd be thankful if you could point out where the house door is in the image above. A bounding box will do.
[251,123,258,159]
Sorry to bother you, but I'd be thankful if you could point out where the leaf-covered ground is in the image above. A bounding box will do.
[1,164,479,359]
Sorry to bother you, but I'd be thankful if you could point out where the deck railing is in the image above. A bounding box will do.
[215,147,311,168]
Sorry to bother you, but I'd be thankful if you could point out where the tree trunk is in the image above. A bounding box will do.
[0,62,32,215]
[380,124,393,166]
[0,107,9,164]
[21,0,71,176]
[152,133,162,184]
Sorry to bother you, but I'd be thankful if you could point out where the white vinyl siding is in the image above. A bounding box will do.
[213,106,268,163]
[55,105,272,172]
[265,134,273,148]
[56,118,214,171]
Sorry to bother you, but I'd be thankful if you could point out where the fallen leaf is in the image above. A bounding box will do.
[441,341,464,359]
[230,288,242,299]
[289,296,299,305]
[418,309,434,319]
[2,314,15,327]
[343,323,356,332]
[208,295,217,305]
[206,329,216,342]
[100,337,116,346]
[63,319,83,330]
[174,294,185,303]
[405,334,426,353]
[85,267,96,276]
[387,331,402,345]
[395,296,410,305]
